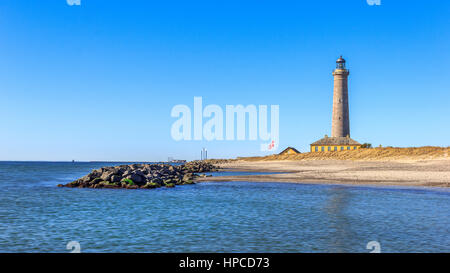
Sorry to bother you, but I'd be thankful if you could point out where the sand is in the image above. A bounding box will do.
[196,159,450,188]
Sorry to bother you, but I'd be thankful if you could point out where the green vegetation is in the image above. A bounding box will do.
[91,178,103,184]
[361,143,373,148]
[121,178,134,185]
[143,182,161,188]
[102,181,118,186]
[164,183,175,188]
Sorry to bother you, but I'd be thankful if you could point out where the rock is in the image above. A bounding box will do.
[147,182,161,188]
[132,170,145,177]
[91,178,103,184]
[81,175,91,183]
[66,181,77,188]
[100,171,114,181]
[111,175,121,183]
[182,174,193,182]
[175,179,184,185]
[129,174,143,184]
[130,164,139,170]
[61,161,218,190]
[144,174,153,180]
[163,179,174,184]
[89,170,102,179]
[150,177,162,184]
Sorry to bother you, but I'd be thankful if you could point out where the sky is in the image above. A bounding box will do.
[0,0,449,161]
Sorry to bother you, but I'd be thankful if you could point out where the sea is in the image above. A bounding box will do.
[0,161,448,252]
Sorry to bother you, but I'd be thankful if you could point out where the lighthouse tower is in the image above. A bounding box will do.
[331,56,350,138]
[309,56,361,153]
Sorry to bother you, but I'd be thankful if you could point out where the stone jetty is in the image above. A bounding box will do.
[58,161,218,189]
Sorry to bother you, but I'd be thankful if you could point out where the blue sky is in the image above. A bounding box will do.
[0,0,449,161]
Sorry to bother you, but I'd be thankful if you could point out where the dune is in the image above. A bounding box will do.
[201,147,450,188]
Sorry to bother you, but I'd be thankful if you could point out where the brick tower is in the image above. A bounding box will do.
[310,56,361,152]
[331,56,350,138]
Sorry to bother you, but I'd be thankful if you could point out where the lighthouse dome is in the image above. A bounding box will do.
[336,56,346,63]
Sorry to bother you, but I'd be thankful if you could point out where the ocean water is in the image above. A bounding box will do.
[0,161,449,253]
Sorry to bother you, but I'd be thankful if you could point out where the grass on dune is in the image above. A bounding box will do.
[237,146,450,161]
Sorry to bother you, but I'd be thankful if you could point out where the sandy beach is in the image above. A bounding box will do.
[197,159,450,188]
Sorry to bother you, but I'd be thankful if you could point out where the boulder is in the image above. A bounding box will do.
[111,175,121,183]
[132,170,145,177]
[182,174,193,182]
[61,161,218,190]
[100,171,114,181]
[81,175,91,183]
[129,173,143,184]
[91,178,103,184]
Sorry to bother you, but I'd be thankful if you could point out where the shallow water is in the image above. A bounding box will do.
[0,161,448,252]
[203,171,284,177]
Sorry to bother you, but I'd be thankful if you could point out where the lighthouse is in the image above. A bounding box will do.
[331,56,350,138]
[310,56,361,152]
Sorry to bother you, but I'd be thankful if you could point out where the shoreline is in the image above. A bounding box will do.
[197,178,450,193]
[196,159,450,188]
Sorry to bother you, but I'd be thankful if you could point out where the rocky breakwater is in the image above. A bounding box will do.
[58,161,218,189]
